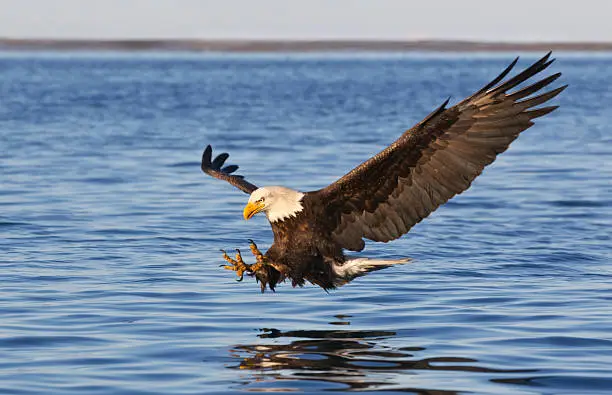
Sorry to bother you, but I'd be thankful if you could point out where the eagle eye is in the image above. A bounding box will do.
[258,197,265,203]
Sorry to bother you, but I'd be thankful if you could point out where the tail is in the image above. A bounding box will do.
[332,257,410,287]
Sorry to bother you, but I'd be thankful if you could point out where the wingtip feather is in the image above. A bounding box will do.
[526,105,559,118]
[212,153,230,169]
[222,164,239,174]
[517,85,567,109]
[507,73,563,101]
[489,52,557,96]
[202,145,213,167]
[419,97,451,126]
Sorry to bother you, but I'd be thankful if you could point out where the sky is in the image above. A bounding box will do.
[0,0,611,42]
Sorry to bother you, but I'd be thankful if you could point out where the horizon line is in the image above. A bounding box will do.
[2,38,612,52]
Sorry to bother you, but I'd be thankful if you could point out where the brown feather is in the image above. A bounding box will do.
[200,145,258,194]
[309,53,564,250]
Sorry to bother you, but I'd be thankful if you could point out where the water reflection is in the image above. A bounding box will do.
[229,320,536,393]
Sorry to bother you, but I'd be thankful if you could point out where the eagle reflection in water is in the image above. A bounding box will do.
[227,319,536,393]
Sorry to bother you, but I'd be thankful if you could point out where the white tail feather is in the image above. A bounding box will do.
[332,257,411,287]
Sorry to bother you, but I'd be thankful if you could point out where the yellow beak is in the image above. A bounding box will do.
[243,201,265,220]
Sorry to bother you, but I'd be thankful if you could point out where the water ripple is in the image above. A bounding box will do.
[0,52,611,394]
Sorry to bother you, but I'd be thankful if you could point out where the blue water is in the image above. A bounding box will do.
[1,52,611,394]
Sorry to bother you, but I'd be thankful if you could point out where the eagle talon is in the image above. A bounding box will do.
[221,249,237,265]
[220,247,264,282]
[248,239,266,263]
[235,249,244,263]
[219,241,271,284]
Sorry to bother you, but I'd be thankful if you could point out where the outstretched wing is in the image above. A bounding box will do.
[310,52,566,251]
[201,145,258,194]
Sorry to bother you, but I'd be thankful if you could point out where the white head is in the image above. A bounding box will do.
[243,186,305,223]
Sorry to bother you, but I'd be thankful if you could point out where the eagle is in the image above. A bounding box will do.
[201,53,565,292]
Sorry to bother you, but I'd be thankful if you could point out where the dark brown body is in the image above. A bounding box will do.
[261,195,345,291]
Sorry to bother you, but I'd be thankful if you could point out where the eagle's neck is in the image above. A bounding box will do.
[265,188,305,223]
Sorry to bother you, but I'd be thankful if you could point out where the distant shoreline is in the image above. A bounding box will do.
[1,39,612,52]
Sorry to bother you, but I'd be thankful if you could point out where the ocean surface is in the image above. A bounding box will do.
[1,51,611,395]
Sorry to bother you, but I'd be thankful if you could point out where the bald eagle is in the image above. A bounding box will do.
[201,53,565,292]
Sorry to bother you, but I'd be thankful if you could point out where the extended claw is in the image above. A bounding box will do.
[221,248,249,281]
[221,249,237,265]
[235,249,244,263]
[220,242,269,283]
[248,239,265,263]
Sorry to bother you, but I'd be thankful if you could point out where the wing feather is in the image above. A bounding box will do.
[309,53,565,251]
[200,145,258,194]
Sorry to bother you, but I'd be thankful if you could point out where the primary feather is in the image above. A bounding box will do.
[312,52,566,252]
